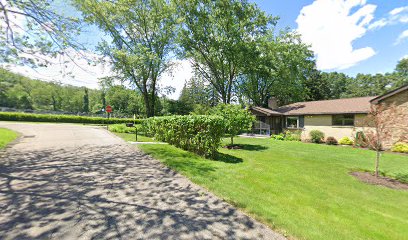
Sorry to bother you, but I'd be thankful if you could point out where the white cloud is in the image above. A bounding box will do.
[296,0,376,70]
[400,55,408,60]
[390,6,408,16]
[159,60,193,100]
[396,29,408,45]
[368,5,408,30]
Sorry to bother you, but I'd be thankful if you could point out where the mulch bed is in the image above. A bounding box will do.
[350,172,408,190]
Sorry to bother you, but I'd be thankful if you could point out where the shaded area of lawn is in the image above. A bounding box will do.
[119,133,408,240]
[0,128,18,149]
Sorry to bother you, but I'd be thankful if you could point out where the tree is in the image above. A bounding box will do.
[83,88,89,113]
[396,58,408,78]
[177,0,276,104]
[0,0,82,66]
[363,104,402,177]
[76,0,177,117]
[209,104,255,145]
[237,32,315,106]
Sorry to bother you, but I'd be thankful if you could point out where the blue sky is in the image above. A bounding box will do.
[252,0,408,76]
[6,0,408,98]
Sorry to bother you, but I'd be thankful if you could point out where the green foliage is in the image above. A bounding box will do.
[209,104,255,145]
[0,0,81,66]
[283,130,302,141]
[143,115,225,158]
[309,130,325,143]
[339,137,354,145]
[271,133,285,141]
[395,173,408,184]
[326,136,338,145]
[108,124,137,134]
[272,131,301,141]
[177,0,276,104]
[76,0,177,117]
[391,142,408,153]
[0,112,140,124]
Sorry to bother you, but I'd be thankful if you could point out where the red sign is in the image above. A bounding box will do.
[106,105,112,113]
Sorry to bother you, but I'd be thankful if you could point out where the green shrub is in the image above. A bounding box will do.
[109,124,137,133]
[0,112,140,124]
[339,137,354,145]
[209,104,255,145]
[391,142,408,153]
[284,130,302,141]
[271,134,285,141]
[309,130,325,143]
[326,136,338,145]
[143,115,225,158]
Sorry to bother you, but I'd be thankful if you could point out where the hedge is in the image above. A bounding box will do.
[143,115,225,158]
[0,112,142,124]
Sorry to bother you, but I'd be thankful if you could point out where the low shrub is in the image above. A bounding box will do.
[309,130,325,143]
[271,134,285,141]
[326,136,338,145]
[395,173,408,183]
[109,124,137,134]
[391,142,408,153]
[284,130,302,141]
[339,137,354,145]
[143,115,225,158]
[0,112,140,124]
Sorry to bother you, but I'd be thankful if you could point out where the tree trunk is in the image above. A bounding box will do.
[375,150,380,177]
[230,136,234,146]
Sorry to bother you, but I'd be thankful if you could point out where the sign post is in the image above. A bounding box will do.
[106,105,112,130]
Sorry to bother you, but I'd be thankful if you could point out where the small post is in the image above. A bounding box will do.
[135,126,138,142]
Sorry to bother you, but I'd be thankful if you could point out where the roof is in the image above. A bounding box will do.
[277,96,376,115]
[370,84,408,104]
[251,96,377,116]
[250,106,283,116]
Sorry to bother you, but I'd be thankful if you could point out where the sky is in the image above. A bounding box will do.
[4,0,408,99]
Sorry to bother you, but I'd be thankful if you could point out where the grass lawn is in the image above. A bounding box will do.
[118,133,408,240]
[0,128,18,149]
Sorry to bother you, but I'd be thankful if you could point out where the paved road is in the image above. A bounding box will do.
[0,123,285,240]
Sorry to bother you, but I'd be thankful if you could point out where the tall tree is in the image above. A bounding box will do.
[76,0,177,117]
[237,32,315,106]
[177,0,276,104]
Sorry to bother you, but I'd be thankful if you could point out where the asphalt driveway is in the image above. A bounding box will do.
[0,123,284,240]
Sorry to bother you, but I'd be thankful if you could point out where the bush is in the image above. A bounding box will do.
[326,136,338,145]
[209,104,255,145]
[354,131,368,148]
[339,137,354,145]
[271,134,285,141]
[143,115,225,158]
[284,130,302,141]
[309,130,325,143]
[109,124,137,134]
[391,142,408,153]
[0,112,140,124]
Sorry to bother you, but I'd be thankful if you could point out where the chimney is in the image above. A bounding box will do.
[268,97,278,110]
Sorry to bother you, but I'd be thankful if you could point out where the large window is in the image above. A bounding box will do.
[332,114,354,126]
[286,116,299,128]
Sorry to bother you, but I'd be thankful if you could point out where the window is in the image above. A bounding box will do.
[332,114,354,126]
[286,116,299,128]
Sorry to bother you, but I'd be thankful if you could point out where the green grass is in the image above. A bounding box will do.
[118,134,408,240]
[0,128,18,149]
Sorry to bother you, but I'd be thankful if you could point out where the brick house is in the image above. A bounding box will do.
[250,84,408,146]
